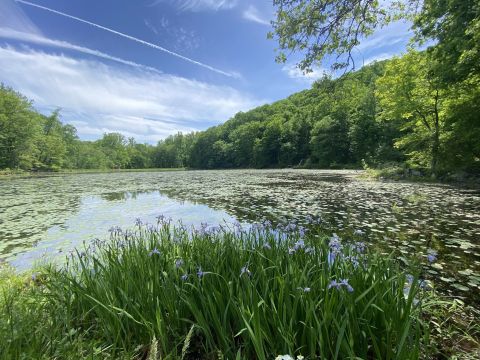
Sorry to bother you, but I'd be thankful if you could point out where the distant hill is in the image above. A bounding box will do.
[187,60,403,169]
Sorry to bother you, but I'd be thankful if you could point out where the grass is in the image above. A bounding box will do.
[1,219,476,359]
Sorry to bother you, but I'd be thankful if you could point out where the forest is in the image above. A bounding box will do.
[1,50,479,177]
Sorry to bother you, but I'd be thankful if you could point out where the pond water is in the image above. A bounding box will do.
[0,170,479,302]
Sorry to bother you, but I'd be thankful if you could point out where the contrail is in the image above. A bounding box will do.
[15,0,237,78]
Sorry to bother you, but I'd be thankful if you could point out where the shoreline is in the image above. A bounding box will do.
[2,167,478,190]
[0,167,186,180]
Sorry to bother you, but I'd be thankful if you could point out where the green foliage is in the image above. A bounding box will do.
[266,0,480,176]
[413,0,480,84]
[441,75,480,173]
[269,0,395,72]
[270,0,479,81]
[0,266,132,359]
[185,62,404,170]
[1,223,433,359]
[310,115,349,167]
[0,84,183,172]
[376,50,480,175]
[0,85,42,170]
[376,51,445,174]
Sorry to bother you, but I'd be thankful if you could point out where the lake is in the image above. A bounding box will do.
[0,169,479,302]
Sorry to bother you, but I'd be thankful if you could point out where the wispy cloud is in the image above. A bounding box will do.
[0,28,163,74]
[15,0,238,77]
[364,52,396,65]
[144,19,159,35]
[282,63,331,84]
[242,5,270,26]
[350,21,412,68]
[145,17,200,52]
[151,0,238,12]
[355,21,412,52]
[0,46,261,142]
[0,0,41,34]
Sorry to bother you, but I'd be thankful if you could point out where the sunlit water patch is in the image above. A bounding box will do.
[0,170,479,303]
[1,189,240,270]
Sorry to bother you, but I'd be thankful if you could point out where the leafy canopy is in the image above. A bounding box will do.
[270,0,480,81]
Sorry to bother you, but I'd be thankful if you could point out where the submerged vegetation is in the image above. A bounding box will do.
[3,219,476,359]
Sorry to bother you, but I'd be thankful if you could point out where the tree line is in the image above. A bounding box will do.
[1,48,479,176]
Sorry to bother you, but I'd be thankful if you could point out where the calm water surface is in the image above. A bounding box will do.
[0,170,479,300]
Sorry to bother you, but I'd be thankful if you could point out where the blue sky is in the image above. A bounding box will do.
[0,0,413,143]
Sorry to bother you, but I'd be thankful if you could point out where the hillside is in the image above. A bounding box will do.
[187,61,402,169]
[2,53,479,176]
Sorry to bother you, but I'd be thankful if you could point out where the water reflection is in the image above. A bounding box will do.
[9,191,239,270]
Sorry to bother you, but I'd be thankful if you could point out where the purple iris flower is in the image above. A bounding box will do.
[327,251,336,266]
[240,265,251,277]
[329,234,343,253]
[353,242,366,253]
[293,239,305,251]
[298,226,306,238]
[427,249,438,263]
[148,248,161,257]
[175,259,184,268]
[340,279,354,292]
[285,222,297,232]
[328,279,354,293]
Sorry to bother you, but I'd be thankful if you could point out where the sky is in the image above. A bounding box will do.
[0,0,413,143]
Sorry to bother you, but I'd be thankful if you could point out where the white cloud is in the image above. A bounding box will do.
[0,0,41,34]
[144,18,200,52]
[151,0,238,12]
[0,46,261,142]
[0,28,163,74]
[356,21,412,52]
[364,52,396,65]
[68,116,197,143]
[242,5,270,26]
[282,63,330,84]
